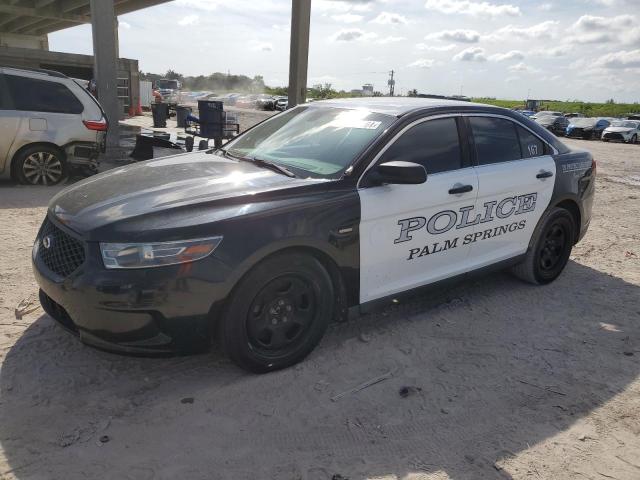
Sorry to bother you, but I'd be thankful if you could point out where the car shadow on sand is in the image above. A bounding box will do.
[0,260,638,479]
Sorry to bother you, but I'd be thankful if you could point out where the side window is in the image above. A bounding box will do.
[0,75,12,110]
[517,126,545,158]
[469,117,521,165]
[3,75,83,114]
[380,117,462,174]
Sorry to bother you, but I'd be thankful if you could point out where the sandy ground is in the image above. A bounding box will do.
[0,137,638,480]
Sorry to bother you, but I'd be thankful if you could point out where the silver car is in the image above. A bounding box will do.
[0,67,107,185]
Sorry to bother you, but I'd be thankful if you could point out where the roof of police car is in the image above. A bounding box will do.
[310,97,492,116]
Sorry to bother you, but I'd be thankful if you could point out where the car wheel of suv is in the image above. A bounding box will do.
[15,145,67,186]
[512,208,575,285]
[219,252,334,373]
[631,134,637,144]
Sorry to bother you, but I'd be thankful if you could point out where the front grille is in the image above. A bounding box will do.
[38,218,86,277]
[603,133,623,140]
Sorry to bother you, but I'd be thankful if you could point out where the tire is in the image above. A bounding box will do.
[511,208,575,285]
[15,145,68,186]
[631,134,637,144]
[219,252,334,373]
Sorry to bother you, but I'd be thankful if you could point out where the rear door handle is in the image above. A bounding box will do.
[448,184,473,195]
[536,170,554,179]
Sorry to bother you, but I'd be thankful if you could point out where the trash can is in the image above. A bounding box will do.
[151,103,169,128]
[176,105,192,128]
[198,100,224,142]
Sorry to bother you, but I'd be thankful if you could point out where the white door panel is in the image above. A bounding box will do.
[359,168,478,303]
[468,156,556,268]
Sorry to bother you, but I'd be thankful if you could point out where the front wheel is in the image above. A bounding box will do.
[512,208,575,285]
[219,252,334,373]
[631,134,638,144]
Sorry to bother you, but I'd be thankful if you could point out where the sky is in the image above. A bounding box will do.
[48,0,640,103]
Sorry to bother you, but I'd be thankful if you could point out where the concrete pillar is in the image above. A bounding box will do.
[288,0,311,108]
[90,0,119,148]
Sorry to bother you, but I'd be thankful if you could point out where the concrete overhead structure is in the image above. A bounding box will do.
[0,0,172,146]
[288,0,311,108]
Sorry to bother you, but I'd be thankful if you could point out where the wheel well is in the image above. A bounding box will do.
[555,199,581,243]
[9,142,66,180]
[207,246,349,343]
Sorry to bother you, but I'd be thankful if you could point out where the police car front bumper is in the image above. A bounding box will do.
[32,223,233,355]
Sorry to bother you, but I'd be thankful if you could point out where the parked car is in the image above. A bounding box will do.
[566,117,612,140]
[535,114,569,136]
[275,96,289,111]
[564,113,584,118]
[532,111,563,120]
[0,67,108,185]
[33,98,595,372]
[235,94,259,109]
[220,93,242,106]
[255,94,277,111]
[601,120,640,143]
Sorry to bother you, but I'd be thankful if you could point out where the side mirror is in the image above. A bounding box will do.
[366,161,427,186]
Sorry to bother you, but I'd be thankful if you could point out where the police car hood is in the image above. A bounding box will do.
[48,152,327,236]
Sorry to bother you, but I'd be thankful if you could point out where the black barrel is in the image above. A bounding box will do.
[176,105,192,128]
[151,103,169,128]
[197,100,224,139]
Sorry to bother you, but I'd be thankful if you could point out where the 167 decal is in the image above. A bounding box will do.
[394,193,537,261]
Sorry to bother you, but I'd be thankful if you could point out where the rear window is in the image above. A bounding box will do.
[4,74,84,114]
[470,117,521,165]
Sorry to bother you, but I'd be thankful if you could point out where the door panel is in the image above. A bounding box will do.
[469,156,556,268]
[359,168,478,303]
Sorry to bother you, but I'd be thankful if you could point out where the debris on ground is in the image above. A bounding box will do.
[331,371,393,402]
[398,386,422,398]
[14,297,40,320]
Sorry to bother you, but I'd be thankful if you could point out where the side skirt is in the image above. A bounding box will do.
[350,253,526,317]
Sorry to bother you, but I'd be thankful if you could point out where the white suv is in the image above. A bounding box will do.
[0,67,108,185]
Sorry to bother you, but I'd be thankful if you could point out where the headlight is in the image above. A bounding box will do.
[100,236,222,269]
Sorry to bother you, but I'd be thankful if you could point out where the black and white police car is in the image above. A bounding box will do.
[33,98,595,372]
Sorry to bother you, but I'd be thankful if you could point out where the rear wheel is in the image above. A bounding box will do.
[512,208,575,285]
[15,145,67,186]
[219,252,334,373]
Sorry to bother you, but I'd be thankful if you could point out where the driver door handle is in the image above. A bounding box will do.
[536,170,554,179]
[448,184,473,195]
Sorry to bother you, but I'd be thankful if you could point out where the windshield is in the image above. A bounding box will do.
[611,120,638,128]
[222,106,395,179]
[157,79,179,90]
[571,118,597,127]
